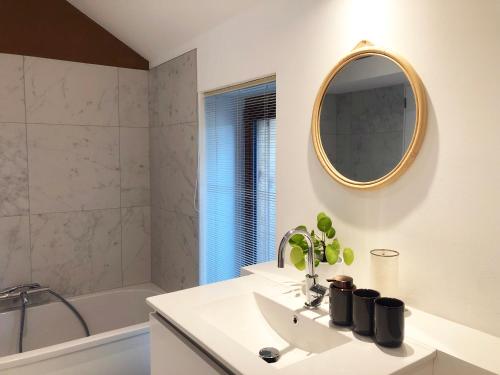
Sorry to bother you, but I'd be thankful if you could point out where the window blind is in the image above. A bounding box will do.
[201,80,276,285]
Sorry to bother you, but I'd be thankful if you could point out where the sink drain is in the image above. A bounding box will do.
[259,347,280,363]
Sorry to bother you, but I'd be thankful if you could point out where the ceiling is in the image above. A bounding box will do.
[68,0,262,67]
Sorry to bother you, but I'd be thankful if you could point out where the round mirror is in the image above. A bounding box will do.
[312,42,427,189]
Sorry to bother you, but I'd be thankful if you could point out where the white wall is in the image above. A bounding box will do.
[156,0,500,336]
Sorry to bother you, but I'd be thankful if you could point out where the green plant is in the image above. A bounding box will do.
[288,212,355,271]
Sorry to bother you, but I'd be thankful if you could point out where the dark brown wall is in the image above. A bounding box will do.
[0,0,148,70]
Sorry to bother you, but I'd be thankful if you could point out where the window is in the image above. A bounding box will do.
[201,80,276,284]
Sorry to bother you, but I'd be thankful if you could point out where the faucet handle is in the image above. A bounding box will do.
[310,283,327,296]
[307,284,328,308]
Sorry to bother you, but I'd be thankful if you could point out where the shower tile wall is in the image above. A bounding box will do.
[0,53,150,295]
[149,49,199,292]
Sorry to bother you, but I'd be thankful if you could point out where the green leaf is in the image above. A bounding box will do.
[325,244,339,265]
[290,245,304,263]
[314,246,322,256]
[326,227,336,239]
[298,239,309,251]
[289,226,309,246]
[290,245,306,270]
[314,258,320,267]
[343,248,355,265]
[332,238,341,252]
[317,212,327,222]
[317,216,332,233]
[288,233,304,245]
[294,259,306,271]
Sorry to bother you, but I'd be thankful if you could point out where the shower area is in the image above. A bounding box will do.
[0,44,198,375]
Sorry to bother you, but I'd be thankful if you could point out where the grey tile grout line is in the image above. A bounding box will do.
[148,66,161,285]
[193,48,202,265]
[0,213,29,219]
[147,68,154,284]
[158,206,197,219]
[153,120,198,128]
[22,122,148,128]
[117,67,124,288]
[26,205,150,217]
[148,66,170,286]
[22,55,33,284]
[0,121,25,125]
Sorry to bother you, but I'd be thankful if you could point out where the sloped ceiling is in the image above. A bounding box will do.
[0,0,148,69]
[68,0,264,67]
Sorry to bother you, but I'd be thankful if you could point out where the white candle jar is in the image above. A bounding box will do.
[370,249,399,298]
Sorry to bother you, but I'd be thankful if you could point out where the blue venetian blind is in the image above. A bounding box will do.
[201,80,276,285]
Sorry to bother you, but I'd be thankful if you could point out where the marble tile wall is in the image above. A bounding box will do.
[149,49,199,292]
[0,52,150,295]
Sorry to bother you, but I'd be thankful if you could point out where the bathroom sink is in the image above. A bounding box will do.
[198,290,351,368]
[148,274,436,374]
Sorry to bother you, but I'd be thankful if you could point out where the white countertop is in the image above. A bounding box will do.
[147,272,436,375]
[243,262,500,374]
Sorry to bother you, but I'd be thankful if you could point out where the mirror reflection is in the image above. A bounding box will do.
[319,55,416,182]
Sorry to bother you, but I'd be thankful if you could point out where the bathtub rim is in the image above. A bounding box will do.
[0,282,163,370]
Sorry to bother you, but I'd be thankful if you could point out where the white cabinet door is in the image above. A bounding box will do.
[150,313,229,375]
[433,352,494,375]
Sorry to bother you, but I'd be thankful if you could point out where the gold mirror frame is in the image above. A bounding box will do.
[311,41,427,189]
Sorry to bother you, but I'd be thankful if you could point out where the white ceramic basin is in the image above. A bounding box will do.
[199,291,351,368]
[148,274,436,374]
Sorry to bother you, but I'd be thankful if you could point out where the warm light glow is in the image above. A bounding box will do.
[348,0,391,43]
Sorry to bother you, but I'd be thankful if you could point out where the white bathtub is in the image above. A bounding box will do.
[0,283,163,375]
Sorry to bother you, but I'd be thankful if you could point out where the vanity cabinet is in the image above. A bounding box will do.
[149,313,229,375]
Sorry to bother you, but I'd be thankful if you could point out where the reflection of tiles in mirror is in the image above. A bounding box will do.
[320,83,416,182]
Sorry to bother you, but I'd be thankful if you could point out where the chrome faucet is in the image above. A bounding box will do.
[0,283,42,300]
[278,228,327,309]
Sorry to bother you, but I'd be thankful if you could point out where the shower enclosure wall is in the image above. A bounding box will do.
[0,53,151,297]
[0,51,153,373]
[0,45,199,371]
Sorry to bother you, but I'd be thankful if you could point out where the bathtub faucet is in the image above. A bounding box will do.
[0,283,41,295]
[0,283,45,302]
[0,282,90,353]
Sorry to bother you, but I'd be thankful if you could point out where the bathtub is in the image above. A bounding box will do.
[0,283,163,375]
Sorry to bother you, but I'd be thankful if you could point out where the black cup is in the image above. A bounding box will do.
[374,297,405,347]
[352,289,380,336]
